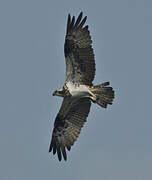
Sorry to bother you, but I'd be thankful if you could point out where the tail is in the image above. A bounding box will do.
[90,82,114,108]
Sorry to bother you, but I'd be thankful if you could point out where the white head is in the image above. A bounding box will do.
[52,88,65,97]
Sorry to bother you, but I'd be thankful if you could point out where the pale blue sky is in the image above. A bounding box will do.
[0,0,152,179]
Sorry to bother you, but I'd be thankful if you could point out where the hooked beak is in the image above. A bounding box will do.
[52,90,56,96]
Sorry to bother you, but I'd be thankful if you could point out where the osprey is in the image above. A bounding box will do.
[49,12,114,161]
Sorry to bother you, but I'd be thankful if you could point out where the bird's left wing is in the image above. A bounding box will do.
[64,12,96,85]
[49,97,91,161]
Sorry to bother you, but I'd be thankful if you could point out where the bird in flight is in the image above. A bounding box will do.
[49,12,115,161]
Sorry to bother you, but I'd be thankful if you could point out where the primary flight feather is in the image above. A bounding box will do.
[49,12,115,161]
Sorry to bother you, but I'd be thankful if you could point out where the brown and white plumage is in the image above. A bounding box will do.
[49,12,115,161]
[64,12,95,85]
[49,97,91,161]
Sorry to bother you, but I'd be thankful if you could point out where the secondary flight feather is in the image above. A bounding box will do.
[49,12,115,161]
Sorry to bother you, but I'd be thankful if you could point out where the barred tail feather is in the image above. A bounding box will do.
[91,82,114,108]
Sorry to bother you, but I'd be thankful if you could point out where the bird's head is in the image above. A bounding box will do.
[52,88,65,97]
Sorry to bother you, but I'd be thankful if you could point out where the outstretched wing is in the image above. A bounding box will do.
[64,12,96,86]
[49,97,91,161]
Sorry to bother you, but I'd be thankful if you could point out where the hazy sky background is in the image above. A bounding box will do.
[0,0,152,179]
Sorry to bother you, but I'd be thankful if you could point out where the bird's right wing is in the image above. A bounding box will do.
[49,97,91,161]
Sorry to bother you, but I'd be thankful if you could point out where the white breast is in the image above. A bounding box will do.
[66,82,90,98]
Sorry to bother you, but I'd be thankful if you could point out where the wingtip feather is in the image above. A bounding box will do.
[61,147,67,161]
[75,12,83,27]
[57,148,62,161]
[49,146,52,153]
[70,16,75,29]
[67,14,71,34]
[49,139,53,152]
[80,11,83,17]
[67,146,71,151]
[79,16,87,28]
